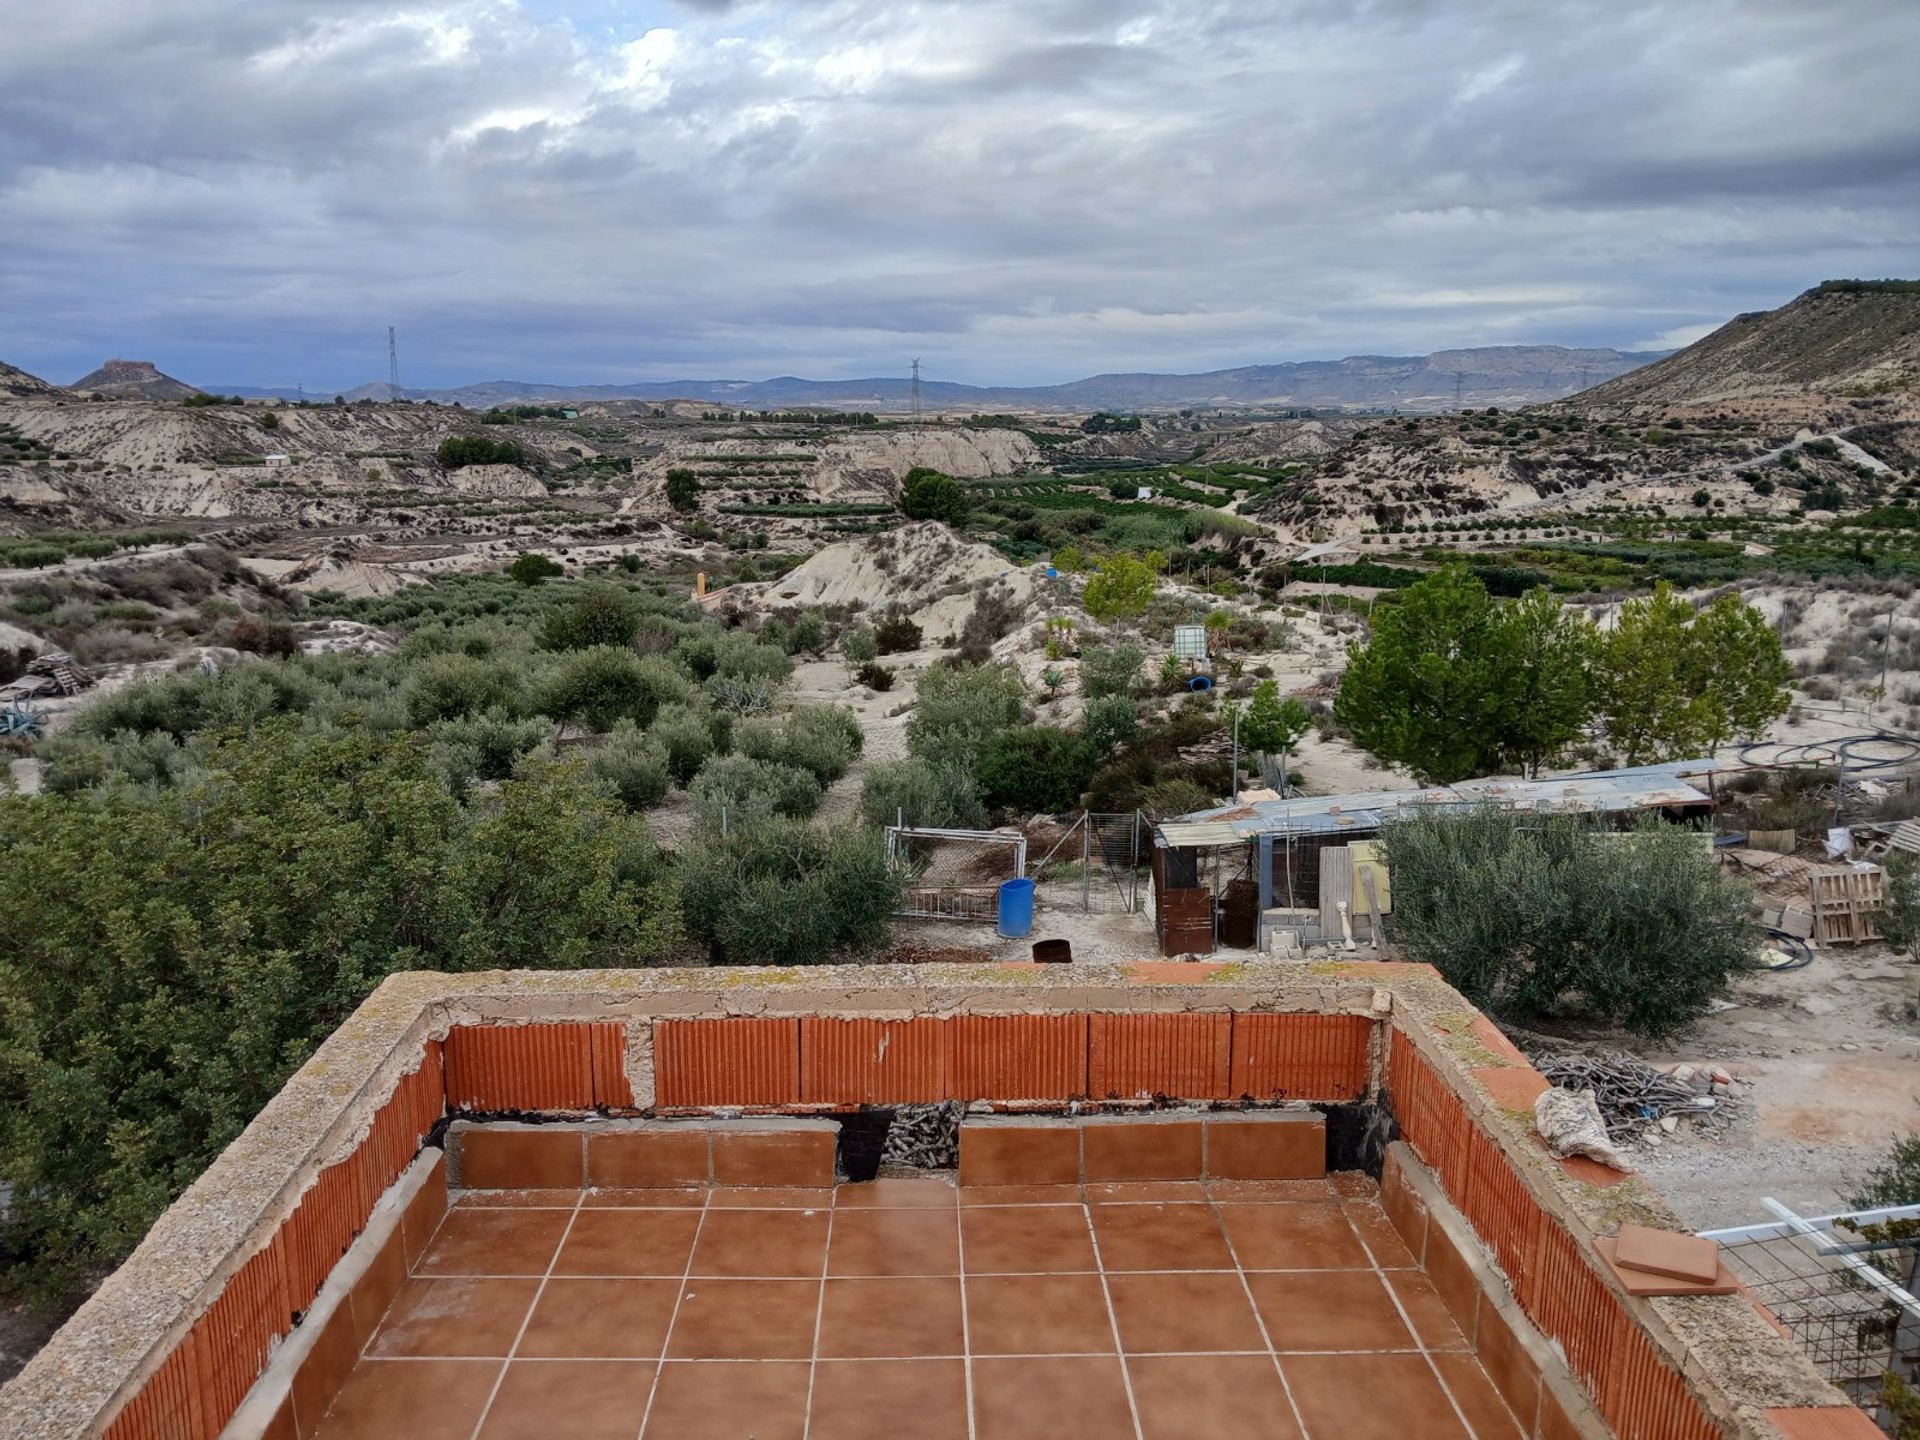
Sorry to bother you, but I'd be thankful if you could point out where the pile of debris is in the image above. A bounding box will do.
[0,650,93,702]
[1535,1052,1742,1148]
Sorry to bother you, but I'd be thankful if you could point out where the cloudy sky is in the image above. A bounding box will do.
[2,0,1917,390]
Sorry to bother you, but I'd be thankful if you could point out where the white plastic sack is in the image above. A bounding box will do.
[1534,1086,1635,1173]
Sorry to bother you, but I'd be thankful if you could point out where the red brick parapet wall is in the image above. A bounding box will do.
[0,961,1872,1440]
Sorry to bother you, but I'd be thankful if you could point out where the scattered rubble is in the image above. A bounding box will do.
[1535,1052,1744,1150]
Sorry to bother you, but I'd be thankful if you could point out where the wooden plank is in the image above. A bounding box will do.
[1319,844,1361,939]
[1809,867,1884,946]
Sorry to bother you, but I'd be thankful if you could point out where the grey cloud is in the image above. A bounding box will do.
[0,0,1916,388]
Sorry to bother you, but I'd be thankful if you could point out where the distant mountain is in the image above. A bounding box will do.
[289,344,1661,414]
[0,359,62,398]
[1573,281,1920,406]
[70,359,202,402]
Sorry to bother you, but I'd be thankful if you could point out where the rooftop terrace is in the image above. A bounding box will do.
[0,962,1884,1440]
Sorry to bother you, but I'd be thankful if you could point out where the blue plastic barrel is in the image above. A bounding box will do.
[1186,674,1214,692]
[997,878,1035,938]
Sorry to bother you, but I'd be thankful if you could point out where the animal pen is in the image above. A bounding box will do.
[885,812,1148,921]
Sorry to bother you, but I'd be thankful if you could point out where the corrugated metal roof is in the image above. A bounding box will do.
[1166,760,1718,843]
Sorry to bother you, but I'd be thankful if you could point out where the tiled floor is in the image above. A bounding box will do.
[313,1175,1527,1440]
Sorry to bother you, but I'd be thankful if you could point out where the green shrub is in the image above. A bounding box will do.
[664,467,700,512]
[540,648,689,733]
[907,662,1026,771]
[586,721,673,810]
[538,584,640,651]
[426,707,550,786]
[975,726,1099,814]
[404,653,528,726]
[840,624,878,666]
[874,613,923,655]
[0,726,677,1302]
[900,467,969,524]
[859,758,987,829]
[1082,695,1139,755]
[438,434,526,468]
[737,704,862,787]
[507,551,564,586]
[650,701,724,785]
[857,660,895,691]
[678,818,901,965]
[1080,641,1145,700]
[1379,808,1753,1041]
[690,754,823,826]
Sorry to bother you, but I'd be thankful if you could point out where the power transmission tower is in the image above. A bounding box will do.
[387,326,401,399]
[910,358,922,420]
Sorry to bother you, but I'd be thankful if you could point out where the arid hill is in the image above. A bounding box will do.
[70,359,203,402]
[0,360,61,398]
[1573,281,1920,407]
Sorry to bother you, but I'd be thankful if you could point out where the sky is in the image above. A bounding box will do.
[1,0,1917,391]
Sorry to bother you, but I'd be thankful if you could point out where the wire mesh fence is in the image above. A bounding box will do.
[1705,1201,1920,1434]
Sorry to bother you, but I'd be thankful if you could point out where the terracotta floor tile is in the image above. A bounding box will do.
[1129,1355,1303,1439]
[827,1207,960,1277]
[642,1360,810,1440]
[452,1188,582,1208]
[1205,1179,1334,1203]
[1090,1203,1233,1272]
[1085,1181,1208,1204]
[554,1209,702,1277]
[705,1186,833,1208]
[833,1178,957,1208]
[517,1278,681,1358]
[957,1184,1085,1207]
[1386,1272,1470,1351]
[964,1273,1119,1356]
[1343,1198,1419,1268]
[817,1277,965,1357]
[665,1278,822,1359]
[689,1207,830,1278]
[1250,1271,1415,1352]
[808,1359,969,1440]
[971,1356,1138,1440]
[581,1188,706,1209]
[1282,1353,1471,1440]
[309,1358,497,1440]
[478,1360,654,1440]
[1432,1352,1528,1440]
[960,1205,1097,1273]
[416,1209,573,1277]
[367,1277,541,1357]
[1107,1272,1266,1354]
[1217,1202,1372,1270]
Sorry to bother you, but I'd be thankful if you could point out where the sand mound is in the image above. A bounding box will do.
[728,522,1040,633]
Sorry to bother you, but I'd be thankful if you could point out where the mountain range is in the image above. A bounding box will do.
[200,344,1662,413]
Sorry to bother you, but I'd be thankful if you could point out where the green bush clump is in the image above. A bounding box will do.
[859,758,986,830]
[650,701,726,785]
[690,754,823,826]
[437,435,526,468]
[539,649,690,733]
[538,585,640,651]
[1380,807,1753,1041]
[906,662,1026,771]
[0,725,677,1302]
[1082,695,1139,755]
[737,704,863,786]
[678,818,901,965]
[839,624,878,666]
[586,721,673,810]
[975,726,1098,814]
[874,613,923,655]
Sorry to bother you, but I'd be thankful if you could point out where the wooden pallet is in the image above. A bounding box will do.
[1809,867,1885,946]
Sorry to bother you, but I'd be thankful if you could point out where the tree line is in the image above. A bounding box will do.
[1334,567,1794,782]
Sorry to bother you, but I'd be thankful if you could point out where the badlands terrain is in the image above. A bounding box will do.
[3,281,1919,1238]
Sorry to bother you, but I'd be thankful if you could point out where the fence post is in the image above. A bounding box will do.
[1130,810,1142,913]
[1081,812,1090,912]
